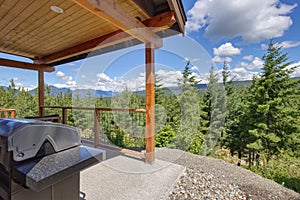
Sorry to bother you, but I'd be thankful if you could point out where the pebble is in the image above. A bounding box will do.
[168,167,247,200]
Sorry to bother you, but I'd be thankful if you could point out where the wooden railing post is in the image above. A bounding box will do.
[145,42,155,164]
[62,108,67,124]
[11,110,16,118]
[5,111,8,118]
[94,109,100,147]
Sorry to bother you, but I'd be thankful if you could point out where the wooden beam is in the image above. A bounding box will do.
[38,11,175,64]
[72,0,162,49]
[0,58,54,72]
[145,42,155,164]
[167,0,186,34]
[38,70,45,116]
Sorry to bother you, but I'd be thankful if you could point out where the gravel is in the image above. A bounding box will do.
[155,148,300,200]
[168,167,246,200]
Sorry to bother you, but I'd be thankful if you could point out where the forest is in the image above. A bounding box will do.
[1,42,299,193]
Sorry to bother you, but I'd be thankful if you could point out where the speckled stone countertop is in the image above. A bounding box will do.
[13,145,106,192]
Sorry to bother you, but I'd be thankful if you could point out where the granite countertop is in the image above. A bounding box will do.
[12,145,106,192]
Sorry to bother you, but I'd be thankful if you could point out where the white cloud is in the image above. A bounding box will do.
[23,85,36,91]
[56,71,65,77]
[97,73,113,82]
[156,70,182,87]
[288,61,300,77]
[63,76,73,82]
[274,41,300,49]
[236,57,264,70]
[230,67,259,81]
[213,43,241,56]
[212,56,232,63]
[262,41,300,50]
[243,55,254,61]
[184,57,200,63]
[55,71,77,88]
[186,0,297,43]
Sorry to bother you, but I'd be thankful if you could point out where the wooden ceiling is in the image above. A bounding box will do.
[0,0,186,66]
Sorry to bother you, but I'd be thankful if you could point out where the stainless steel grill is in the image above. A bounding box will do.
[0,118,105,200]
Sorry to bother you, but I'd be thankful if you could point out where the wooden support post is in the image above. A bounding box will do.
[145,43,155,164]
[11,110,16,118]
[62,108,67,124]
[5,111,8,118]
[38,70,45,116]
[94,109,100,147]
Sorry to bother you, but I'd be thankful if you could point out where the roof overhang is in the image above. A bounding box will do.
[0,0,186,68]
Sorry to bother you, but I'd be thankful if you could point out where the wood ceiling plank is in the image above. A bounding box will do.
[0,58,54,72]
[37,11,176,64]
[24,15,113,55]
[0,1,49,42]
[2,1,77,47]
[0,0,62,42]
[72,0,162,49]
[16,8,93,52]
[129,0,154,18]
[33,0,149,47]
[40,22,116,54]
[117,0,149,20]
[0,0,35,31]
[127,0,151,19]
[4,14,105,57]
[0,0,18,20]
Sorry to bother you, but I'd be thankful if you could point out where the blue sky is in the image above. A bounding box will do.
[0,0,300,91]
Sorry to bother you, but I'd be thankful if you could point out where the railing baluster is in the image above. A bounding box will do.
[0,108,17,118]
[41,106,146,159]
[94,109,100,148]
[11,110,16,118]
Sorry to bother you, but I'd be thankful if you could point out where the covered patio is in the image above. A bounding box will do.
[0,0,186,163]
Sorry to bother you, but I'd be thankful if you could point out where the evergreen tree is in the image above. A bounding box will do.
[247,41,300,162]
[174,61,205,153]
[202,65,226,155]
[225,86,249,165]
[154,75,167,134]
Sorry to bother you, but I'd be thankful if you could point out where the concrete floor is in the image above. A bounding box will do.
[80,149,185,200]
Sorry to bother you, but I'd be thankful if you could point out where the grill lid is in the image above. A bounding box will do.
[0,119,81,162]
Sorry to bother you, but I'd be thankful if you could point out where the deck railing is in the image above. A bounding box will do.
[41,106,146,158]
[0,108,16,118]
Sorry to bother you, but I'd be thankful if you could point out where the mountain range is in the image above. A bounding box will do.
[24,80,253,98]
[0,80,254,98]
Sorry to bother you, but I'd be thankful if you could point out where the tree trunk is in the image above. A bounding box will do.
[237,150,242,166]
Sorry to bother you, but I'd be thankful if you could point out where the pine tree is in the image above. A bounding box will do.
[202,65,226,155]
[247,41,300,162]
[174,61,205,153]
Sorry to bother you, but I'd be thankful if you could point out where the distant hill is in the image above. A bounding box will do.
[27,86,118,98]
[1,78,298,98]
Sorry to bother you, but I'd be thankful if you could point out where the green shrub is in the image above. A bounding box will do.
[250,153,300,193]
[155,125,175,147]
